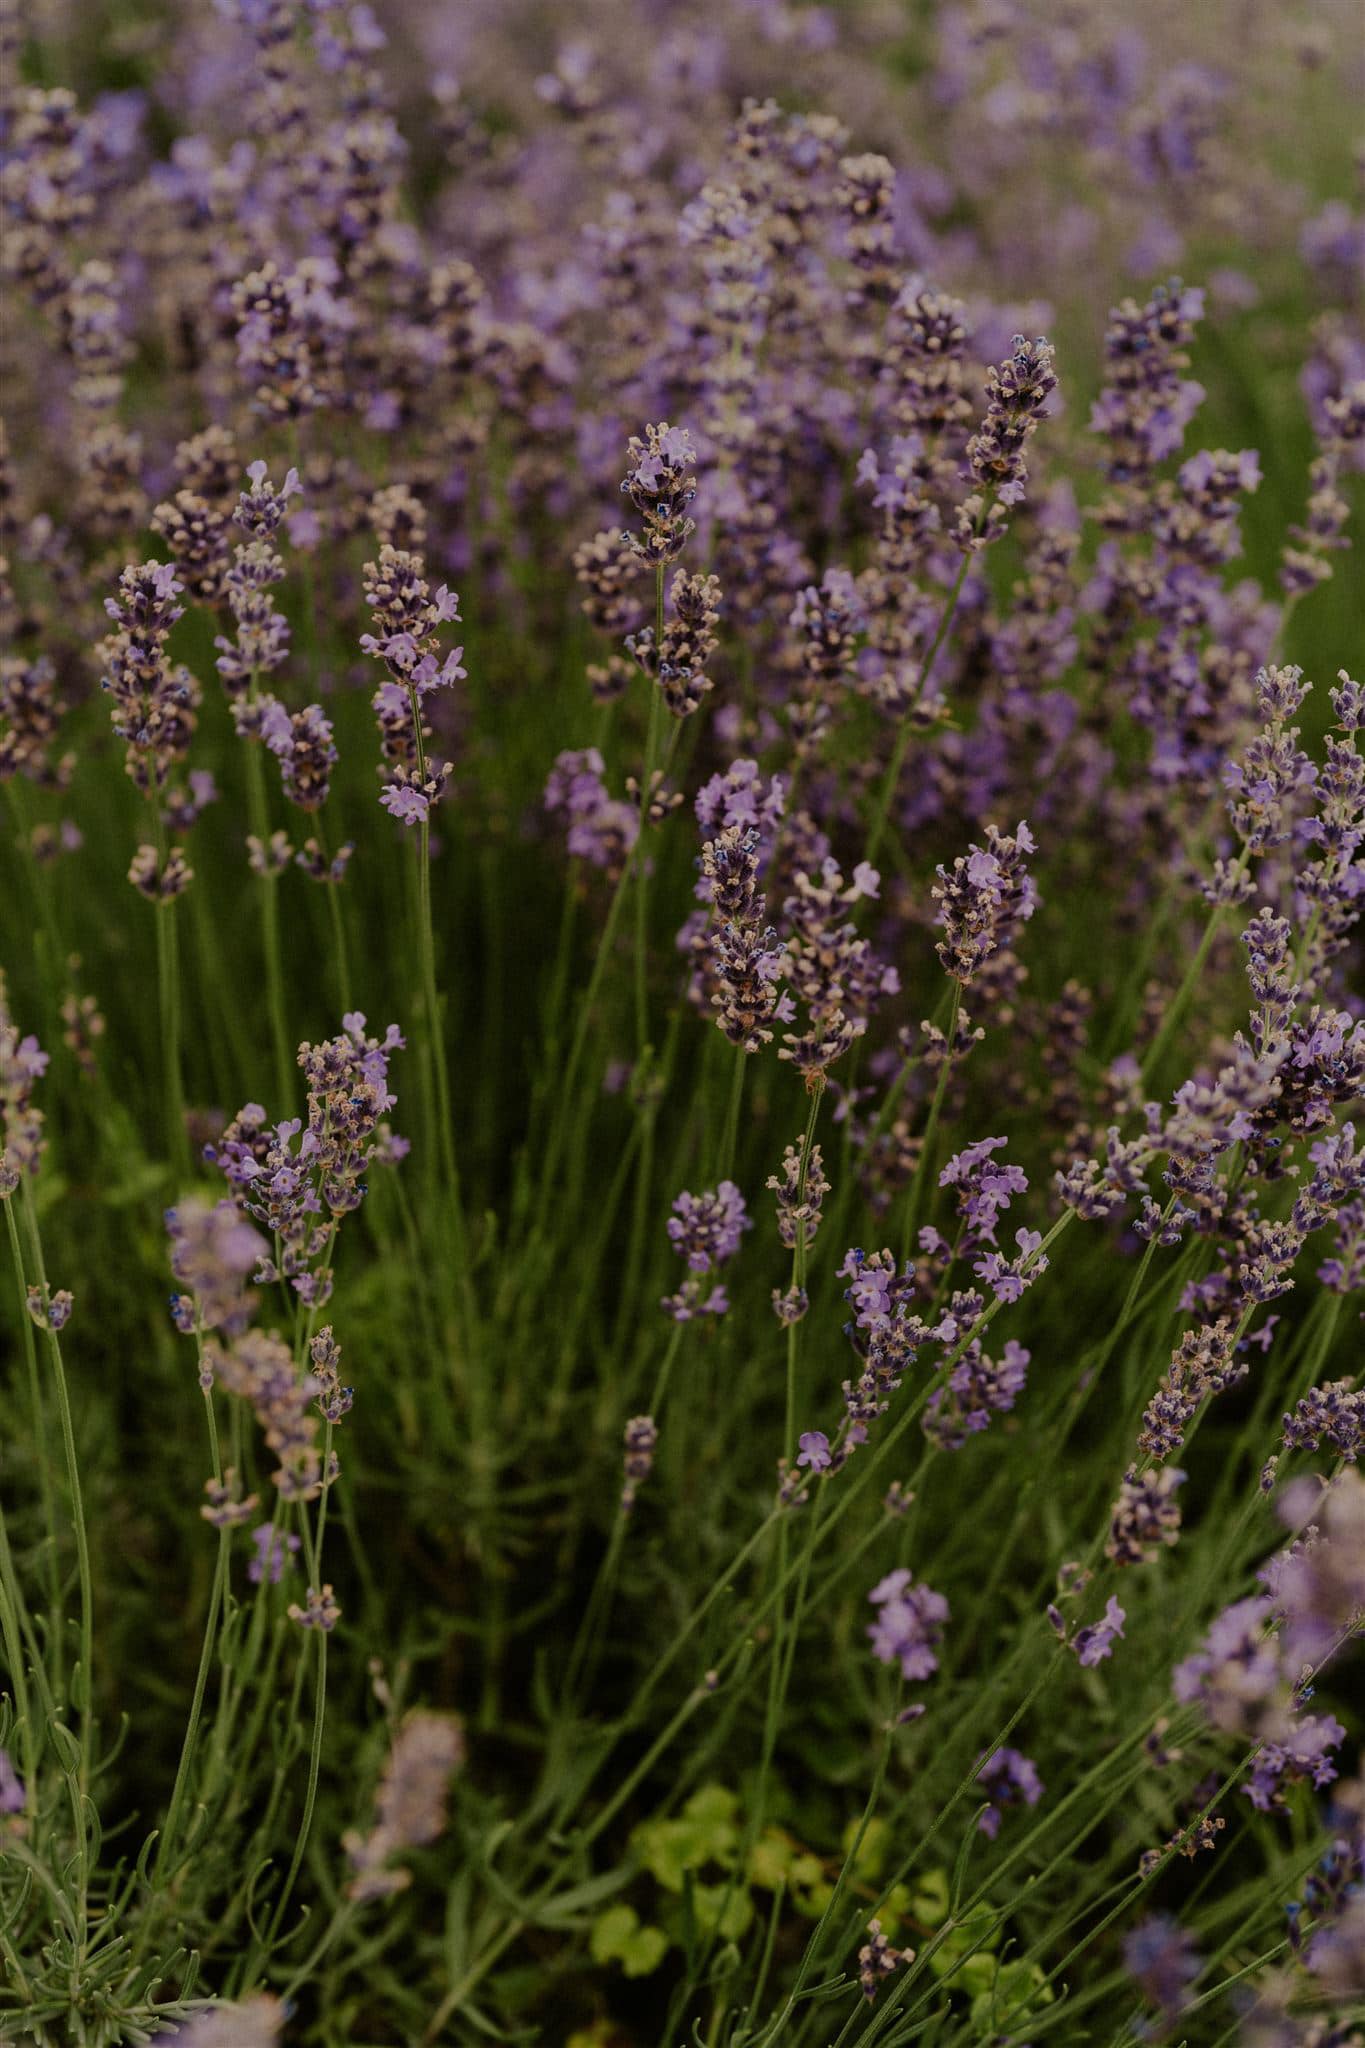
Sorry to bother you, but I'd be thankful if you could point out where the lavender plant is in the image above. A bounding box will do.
[0,2,1362,2045]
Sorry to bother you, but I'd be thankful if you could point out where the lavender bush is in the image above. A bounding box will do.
[1,2,1363,2043]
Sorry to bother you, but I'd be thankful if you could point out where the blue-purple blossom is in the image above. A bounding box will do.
[975,1747,1044,1837]
[939,1138,1029,1249]
[1172,1594,1278,1731]
[662,1182,751,1320]
[545,748,638,876]
[1245,1712,1346,1812]
[797,1431,832,1472]
[867,1570,949,1681]
[1070,1594,1126,1667]
[1123,1915,1200,2023]
[923,1336,1030,1450]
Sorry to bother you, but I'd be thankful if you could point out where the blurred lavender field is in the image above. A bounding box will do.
[1,1,1363,2043]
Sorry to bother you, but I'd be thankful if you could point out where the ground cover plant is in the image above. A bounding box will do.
[1,0,1363,2042]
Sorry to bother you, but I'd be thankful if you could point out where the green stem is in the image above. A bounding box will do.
[19,1179,93,1786]
[243,732,293,1110]
[900,983,961,1263]
[5,1194,63,1688]
[324,868,353,1016]
[151,801,190,1177]
[866,541,978,867]
[1140,849,1248,1087]
[714,1041,747,1183]
[633,565,667,1055]
[154,1378,230,1885]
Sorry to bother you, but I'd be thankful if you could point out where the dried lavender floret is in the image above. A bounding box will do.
[857,1918,913,2003]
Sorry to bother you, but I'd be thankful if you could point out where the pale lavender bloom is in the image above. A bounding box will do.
[166,1197,267,1339]
[1275,1468,1365,1671]
[0,1749,23,1813]
[621,422,697,567]
[248,1521,301,1585]
[867,1570,949,1681]
[667,1182,751,1272]
[165,1995,285,2047]
[344,1710,466,1901]
[1172,1594,1278,1730]
[380,782,429,826]
[797,1431,832,1472]
[1072,1594,1126,1667]
[545,747,638,876]
[939,1138,1029,1250]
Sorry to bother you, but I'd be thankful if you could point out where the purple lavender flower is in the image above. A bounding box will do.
[958,334,1058,544]
[248,1521,301,1585]
[166,1197,266,1338]
[1090,280,1205,486]
[208,1017,403,1301]
[938,1138,1029,1249]
[1283,1381,1365,1463]
[667,1182,750,1272]
[626,569,721,719]
[1071,1594,1126,1668]
[344,1710,466,1903]
[867,1570,949,1681]
[0,988,47,1197]
[923,1337,1030,1450]
[1274,1469,1365,1672]
[662,1182,751,1319]
[693,827,790,1053]
[932,823,1038,984]
[260,699,337,812]
[0,1748,23,1814]
[1244,1711,1346,1812]
[693,758,786,860]
[1106,1466,1186,1566]
[975,1747,1044,1837]
[1221,665,1316,859]
[1123,1915,1200,2024]
[215,465,298,704]
[1172,1594,1278,1731]
[545,748,638,877]
[767,1136,831,1250]
[796,1431,832,1472]
[620,422,697,568]
[363,547,463,826]
[27,1282,72,1331]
